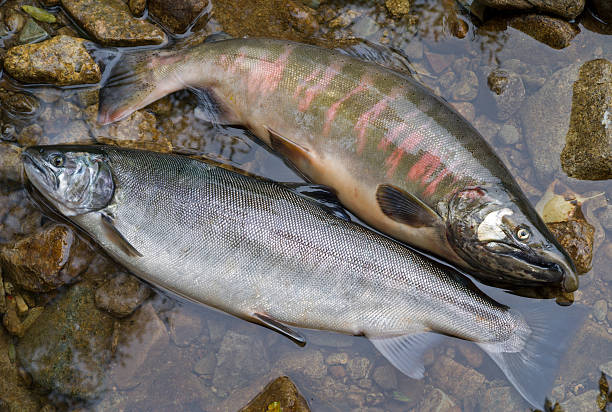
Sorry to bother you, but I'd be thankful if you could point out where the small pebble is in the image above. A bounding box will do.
[593,299,608,322]
[498,124,521,145]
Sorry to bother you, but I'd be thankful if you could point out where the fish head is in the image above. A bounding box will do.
[446,186,578,292]
[22,146,114,216]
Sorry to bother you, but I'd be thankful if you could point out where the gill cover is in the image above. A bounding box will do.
[22,146,114,216]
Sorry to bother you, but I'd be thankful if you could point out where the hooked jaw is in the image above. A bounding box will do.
[545,249,579,293]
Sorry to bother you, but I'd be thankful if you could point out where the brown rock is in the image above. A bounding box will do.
[385,0,411,17]
[0,326,40,412]
[509,14,580,49]
[477,0,584,20]
[61,0,166,46]
[3,35,101,86]
[456,342,483,368]
[0,143,23,184]
[419,388,460,412]
[430,356,485,399]
[547,218,595,274]
[148,0,209,34]
[128,0,147,16]
[238,376,310,412]
[561,59,612,180]
[329,365,346,379]
[479,386,524,411]
[95,272,150,317]
[0,224,94,292]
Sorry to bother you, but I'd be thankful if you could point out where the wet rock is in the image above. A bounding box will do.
[347,356,372,380]
[479,386,524,411]
[0,327,40,412]
[5,12,25,33]
[560,59,612,180]
[61,0,166,46]
[4,35,101,86]
[430,356,485,399]
[497,123,521,145]
[17,18,48,45]
[547,218,594,274]
[560,389,599,412]
[477,0,584,19]
[88,107,173,152]
[274,349,327,381]
[591,0,612,24]
[128,0,146,16]
[94,272,150,318]
[149,0,209,34]
[109,303,169,389]
[593,299,608,322]
[0,224,94,292]
[487,69,525,120]
[0,143,23,184]
[520,63,580,181]
[451,70,478,101]
[21,5,56,23]
[418,388,460,412]
[385,0,411,17]
[351,16,379,39]
[600,360,612,377]
[167,306,204,347]
[17,282,115,399]
[372,365,397,390]
[63,120,94,144]
[509,14,579,49]
[16,124,43,146]
[0,88,40,123]
[238,376,310,412]
[213,331,269,396]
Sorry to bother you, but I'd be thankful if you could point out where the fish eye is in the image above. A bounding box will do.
[516,227,531,241]
[51,154,65,168]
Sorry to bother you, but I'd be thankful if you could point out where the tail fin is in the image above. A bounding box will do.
[98,49,185,124]
[478,304,586,408]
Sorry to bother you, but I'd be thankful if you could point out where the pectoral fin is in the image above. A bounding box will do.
[100,212,142,257]
[253,312,306,346]
[266,127,312,171]
[285,183,351,222]
[369,332,443,379]
[376,184,441,228]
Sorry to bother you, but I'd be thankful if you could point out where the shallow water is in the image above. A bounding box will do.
[0,0,611,411]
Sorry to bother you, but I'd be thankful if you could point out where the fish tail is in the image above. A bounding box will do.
[98,48,185,124]
[478,304,586,408]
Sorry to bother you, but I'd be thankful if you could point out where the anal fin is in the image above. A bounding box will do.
[284,183,351,222]
[100,212,143,257]
[266,127,312,171]
[376,184,441,228]
[254,313,306,346]
[190,87,239,126]
[369,332,443,379]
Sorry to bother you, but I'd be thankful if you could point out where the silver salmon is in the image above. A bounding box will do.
[23,145,582,407]
[96,37,578,292]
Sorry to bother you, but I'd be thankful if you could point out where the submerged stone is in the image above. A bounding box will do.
[148,0,209,34]
[238,376,310,412]
[17,18,48,44]
[61,0,166,46]
[0,327,40,412]
[94,272,150,318]
[16,282,115,399]
[4,35,101,86]
[547,218,594,274]
[418,388,460,412]
[509,14,579,50]
[560,59,612,180]
[0,224,94,292]
[0,143,23,184]
[487,69,525,120]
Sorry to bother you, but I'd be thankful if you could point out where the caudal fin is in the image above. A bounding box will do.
[478,304,586,408]
[98,49,185,124]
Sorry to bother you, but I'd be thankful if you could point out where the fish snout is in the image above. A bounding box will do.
[543,250,579,292]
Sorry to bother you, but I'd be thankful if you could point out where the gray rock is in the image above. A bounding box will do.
[168,307,204,347]
[600,360,612,377]
[17,18,48,45]
[520,63,580,181]
[95,272,150,318]
[351,16,379,38]
[61,0,166,46]
[560,59,612,180]
[487,69,525,120]
[479,386,524,411]
[593,299,608,322]
[274,349,327,381]
[372,365,397,390]
[476,0,584,19]
[213,331,268,396]
[560,389,599,412]
[497,124,521,145]
[16,282,115,399]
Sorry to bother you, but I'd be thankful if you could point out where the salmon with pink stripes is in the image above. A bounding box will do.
[97,37,578,292]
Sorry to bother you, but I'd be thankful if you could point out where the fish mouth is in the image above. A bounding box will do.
[22,149,56,190]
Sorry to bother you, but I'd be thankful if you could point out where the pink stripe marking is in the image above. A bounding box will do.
[407,152,441,183]
[354,96,394,154]
[424,168,451,196]
[322,77,370,137]
[293,67,322,100]
[297,63,343,112]
[384,131,424,178]
[378,123,408,151]
[247,47,293,100]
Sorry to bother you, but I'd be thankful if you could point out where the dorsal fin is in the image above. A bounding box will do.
[376,184,440,227]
